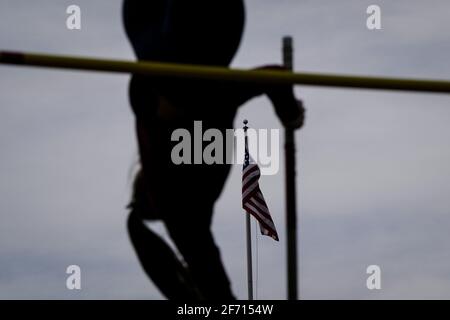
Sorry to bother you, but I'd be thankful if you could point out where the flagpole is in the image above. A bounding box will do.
[246,208,253,300]
[243,119,254,301]
[283,36,299,300]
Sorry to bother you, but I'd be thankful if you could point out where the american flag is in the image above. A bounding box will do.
[242,138,279,241]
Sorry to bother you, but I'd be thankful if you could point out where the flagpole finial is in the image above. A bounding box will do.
[243,119,248,132]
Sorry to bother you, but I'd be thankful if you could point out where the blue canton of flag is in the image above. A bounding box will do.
[242,141,279,241]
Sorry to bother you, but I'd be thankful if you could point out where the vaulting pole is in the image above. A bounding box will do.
[1,51,450,93]
[283,37,298,300]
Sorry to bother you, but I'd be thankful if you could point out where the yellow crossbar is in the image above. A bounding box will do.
[1,50,450,93]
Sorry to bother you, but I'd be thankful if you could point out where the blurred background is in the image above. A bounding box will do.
[0,0,449,299]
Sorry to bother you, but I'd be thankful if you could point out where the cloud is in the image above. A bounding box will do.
[1,0,450,299]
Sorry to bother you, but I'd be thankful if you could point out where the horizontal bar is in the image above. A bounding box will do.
[1,50,450,93]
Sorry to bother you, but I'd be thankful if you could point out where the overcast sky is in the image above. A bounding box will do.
[1,0,450,299]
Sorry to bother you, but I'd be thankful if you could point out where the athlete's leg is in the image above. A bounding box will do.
[165,208,235,300]
[127,211,202,300]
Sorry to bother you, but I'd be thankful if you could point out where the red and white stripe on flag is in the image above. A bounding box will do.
[242,158,279,241]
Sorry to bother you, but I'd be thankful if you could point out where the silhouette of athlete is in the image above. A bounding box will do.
[123,0,304,300]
